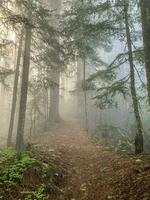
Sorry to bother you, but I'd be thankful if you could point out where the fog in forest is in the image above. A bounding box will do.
[1,0,150,199]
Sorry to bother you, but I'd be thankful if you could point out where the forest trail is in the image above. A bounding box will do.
[35,121,150,200]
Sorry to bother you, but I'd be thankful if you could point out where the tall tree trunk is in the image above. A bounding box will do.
[48,0,61,124]
[33,109,36,136]
[29,108,33,141]
[83,58,88,132]
[7,28,23,147]
[44,88,49,130]
[124,1,144,154]
[16,24,32,151]
[76,59,82,128]
[140,0,150,106]
[49,70,60,123]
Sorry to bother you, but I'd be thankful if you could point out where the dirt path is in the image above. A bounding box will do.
[35,121,150,200]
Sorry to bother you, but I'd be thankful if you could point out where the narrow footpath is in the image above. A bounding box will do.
[35,121,150,200]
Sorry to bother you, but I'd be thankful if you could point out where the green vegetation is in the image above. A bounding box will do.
[0,148,65,200]
[93,124,133,152]
[24,184,47,200]
[0,151,35,189]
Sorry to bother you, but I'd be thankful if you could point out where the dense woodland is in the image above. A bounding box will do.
[1,0,150,199]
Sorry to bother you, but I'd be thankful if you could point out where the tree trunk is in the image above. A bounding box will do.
[49,70,60,123]
[29,108,33,141]
[7,28,23,147]
[48,0,61,124]
[44,88,49,130]
[76,59,83,128]
[16,24,32,151]
[140,0,150,106]
[33,109,36,136]
[124,1,144,154]
[83,58,88,132]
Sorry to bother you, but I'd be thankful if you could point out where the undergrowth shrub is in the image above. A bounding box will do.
[93,124,134,152]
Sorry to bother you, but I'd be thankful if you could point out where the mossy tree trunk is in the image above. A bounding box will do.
[48,0,61,124]
[7,28,24,147]
[140,0,150,106]
[16,24,32,151]
[124,1,144,154]
[83,58,88,132]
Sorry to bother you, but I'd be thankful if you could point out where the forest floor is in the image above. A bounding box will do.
[1,121,150,200]
[35,120,150,200]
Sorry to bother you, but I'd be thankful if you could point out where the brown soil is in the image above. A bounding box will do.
[35,121,150,200]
